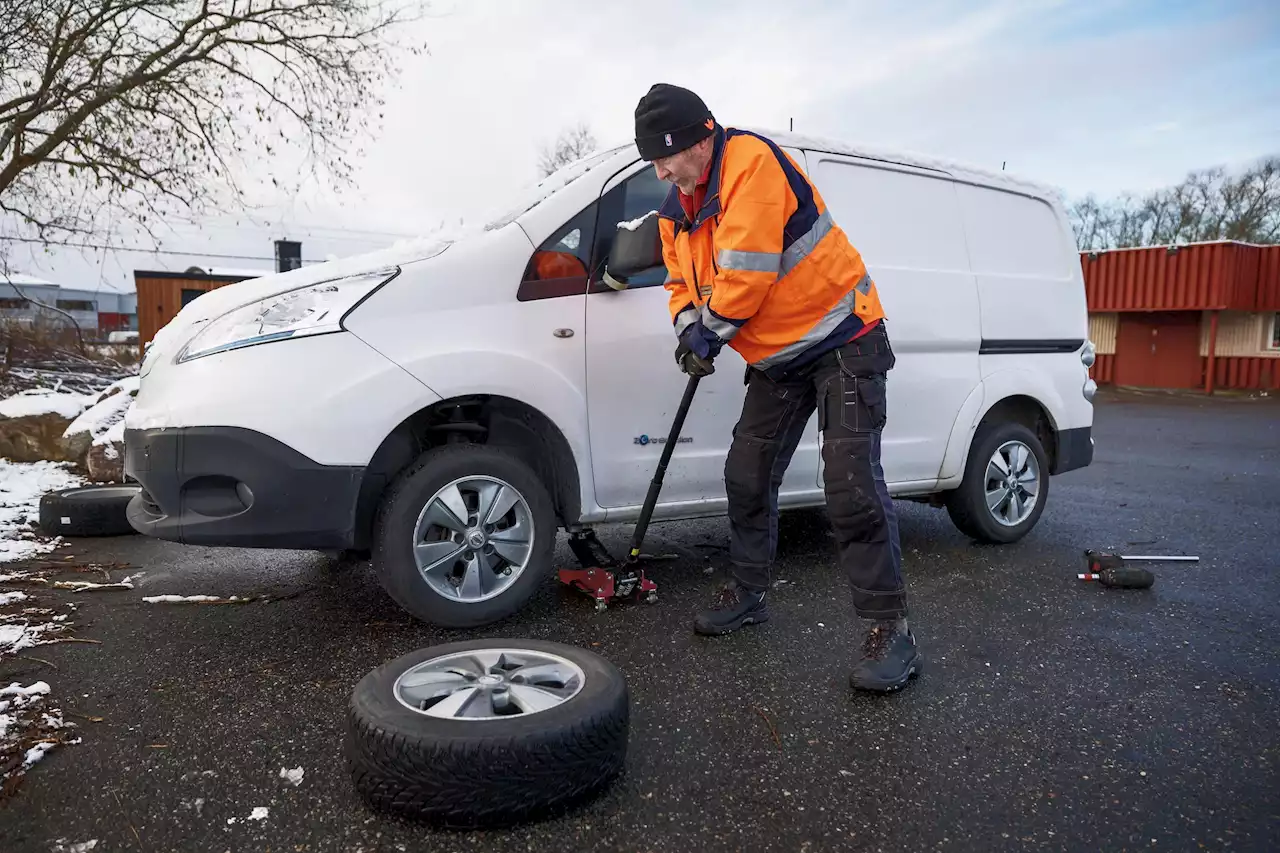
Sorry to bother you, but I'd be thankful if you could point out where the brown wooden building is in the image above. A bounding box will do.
[1083,241,1280,393]
[133,269,259,348]
[133,240,303,350]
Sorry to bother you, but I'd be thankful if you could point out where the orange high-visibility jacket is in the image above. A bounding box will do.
[658,124,887,376]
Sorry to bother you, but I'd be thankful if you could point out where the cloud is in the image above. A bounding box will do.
[5,0,1277,291]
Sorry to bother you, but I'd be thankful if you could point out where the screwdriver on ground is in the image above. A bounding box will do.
[1077,549,1199,589]
[1078,566,1157,588]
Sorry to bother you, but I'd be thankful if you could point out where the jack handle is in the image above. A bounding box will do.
[627,373,702,563]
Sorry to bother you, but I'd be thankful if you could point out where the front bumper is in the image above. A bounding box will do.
[123,426,366,549]
[1051,426,1093,475]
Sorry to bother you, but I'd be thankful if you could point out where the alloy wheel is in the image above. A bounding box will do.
[392,647,585,719]
[411,476,535,602]
[984,440,1040,527]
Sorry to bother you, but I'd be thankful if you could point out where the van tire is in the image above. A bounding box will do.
[945,421,1049,544]
[345,638,628,827]
[372,445,556,628]
[38,485,141,538]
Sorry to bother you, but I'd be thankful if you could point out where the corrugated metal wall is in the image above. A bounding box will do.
[1089,354,1115,384]
[1088,313,1117,354]
[1257,247,1280,310]
[1081,242,1273,312]
[1207,357,1280,390]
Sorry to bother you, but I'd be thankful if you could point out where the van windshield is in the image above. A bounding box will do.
[483,143,632,232]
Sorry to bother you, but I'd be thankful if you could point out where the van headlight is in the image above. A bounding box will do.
[176,268,398,363]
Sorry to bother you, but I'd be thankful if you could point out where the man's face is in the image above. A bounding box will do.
[651,139,711,194]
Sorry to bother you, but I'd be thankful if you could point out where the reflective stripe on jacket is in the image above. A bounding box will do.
[658,124,887,374]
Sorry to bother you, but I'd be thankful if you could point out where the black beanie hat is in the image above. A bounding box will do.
[634,83,716,161]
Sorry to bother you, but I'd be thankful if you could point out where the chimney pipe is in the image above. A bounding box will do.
[274,239,302,273]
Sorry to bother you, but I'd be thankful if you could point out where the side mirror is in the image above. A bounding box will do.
[603,211,662,291]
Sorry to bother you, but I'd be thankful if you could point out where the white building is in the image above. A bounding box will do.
[0,271,138,336]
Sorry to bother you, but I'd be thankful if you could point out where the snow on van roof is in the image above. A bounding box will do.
[453,126,1063,244]
[583,126,1063,201]
[747,127,1063,200]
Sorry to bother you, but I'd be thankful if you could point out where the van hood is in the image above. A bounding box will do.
[140,234,457,376]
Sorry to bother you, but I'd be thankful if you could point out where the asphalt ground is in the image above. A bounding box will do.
[1,388,1278,852]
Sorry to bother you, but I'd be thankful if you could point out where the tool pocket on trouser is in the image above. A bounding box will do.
[819,402,907,618]
[827,351,888,433]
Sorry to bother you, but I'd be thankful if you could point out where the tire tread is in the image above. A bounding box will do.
[345,663,628,827]
[370,444,556,628]
[38,486,138,537]
[945,421,1049,544]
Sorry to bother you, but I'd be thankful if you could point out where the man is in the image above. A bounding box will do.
[633,83,921,693]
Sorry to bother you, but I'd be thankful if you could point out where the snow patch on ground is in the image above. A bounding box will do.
[279,766,304,786]
[22,739,56,768]
[55,572,143,592]
[2,579,85,792]
[249,806,269,821]
[0,621,63,656]
[142,594,247,604]
[0,680,51,705]
[0,389,95,420]
[0,459,84,563]
[51,839,99,853]
[1,679,76,787]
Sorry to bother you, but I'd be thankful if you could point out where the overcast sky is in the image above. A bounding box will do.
[6,0,1278,294]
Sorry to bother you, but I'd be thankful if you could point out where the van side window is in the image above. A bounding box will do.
[590,167,671,290]
[517,202,598,301]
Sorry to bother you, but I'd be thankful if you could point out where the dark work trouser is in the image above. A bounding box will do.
[724,323,907,620]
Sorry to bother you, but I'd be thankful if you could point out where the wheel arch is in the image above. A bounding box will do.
[937,369,1066,484]
[351,394,584,550]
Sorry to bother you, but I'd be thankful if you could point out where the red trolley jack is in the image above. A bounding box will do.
[558,374,703,612]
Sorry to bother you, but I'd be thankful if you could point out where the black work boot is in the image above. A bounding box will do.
[693,580,769,636]
[850,620,922,692]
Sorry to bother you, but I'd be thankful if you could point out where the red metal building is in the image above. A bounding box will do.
[1082,241,1280,393]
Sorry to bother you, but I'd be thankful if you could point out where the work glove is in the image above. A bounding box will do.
[674,338,715,377]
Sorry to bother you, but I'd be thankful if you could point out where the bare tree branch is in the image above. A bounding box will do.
[0,0,428,256]
[1069,154,1280,250]
[538,122,597,178]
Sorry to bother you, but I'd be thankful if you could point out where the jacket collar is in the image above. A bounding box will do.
[657,123,726,235]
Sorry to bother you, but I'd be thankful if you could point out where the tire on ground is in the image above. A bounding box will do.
[371,444,557,628]
[38,485,141,537]
[945,420,1050,544]
[345,638,629,827]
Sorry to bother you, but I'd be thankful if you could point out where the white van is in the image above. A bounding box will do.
[123,129,1096,628]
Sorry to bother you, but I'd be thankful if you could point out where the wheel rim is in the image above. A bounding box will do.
[411,475,535,603]
[393,648,585,719]
[984,440,1040,527]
